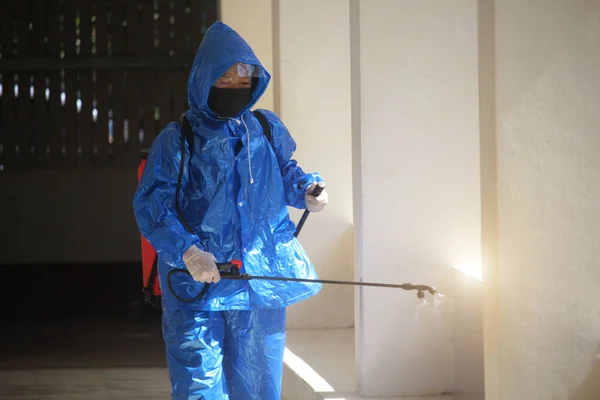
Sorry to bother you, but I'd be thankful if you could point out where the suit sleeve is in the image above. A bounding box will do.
[257,110,323,209]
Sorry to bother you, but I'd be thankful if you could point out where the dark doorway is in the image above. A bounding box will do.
[0,1,218,397]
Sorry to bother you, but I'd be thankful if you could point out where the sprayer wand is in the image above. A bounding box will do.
[215,261,437,299]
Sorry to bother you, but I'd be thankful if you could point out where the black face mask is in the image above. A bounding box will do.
[207,87,253,118]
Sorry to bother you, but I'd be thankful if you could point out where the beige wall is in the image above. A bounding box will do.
[485,0,600,399]
[219,0,275,111]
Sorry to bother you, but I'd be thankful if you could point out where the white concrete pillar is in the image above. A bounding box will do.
[222,0,355,329]
[484,1,600,399]
[277,0,354,329]
[477,0,500,399]
[351,0,481,396]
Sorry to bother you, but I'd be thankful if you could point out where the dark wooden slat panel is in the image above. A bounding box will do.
[173,0,189,55]
[106,0,115,56]
[189,0,215,50]
[0,73,3,169]
[0,0,217,171]
[125,70,141,168]
[44,0,60,60]
[139,0,154,56]
[78,69,94,166]
[44,1,62,168]
[141,69,155,148]
[78,0,92,58]
[15,73,32,168]
[47,72,62,167]
[33,72,49,167]
[63,70,78,167]
[111,0,126,57]
[30,3,46,166]
[0,3,14,169]
[204,0,219,29]
[0,56,192,71]
[151,69,160,136]
[15,1,31,57]
[11,2,31,168]
[158,70,173,128]
[62,0,76,59]
[124,0,140,55]
[31,0,46,57]
[74,80,82,166]
[0,87,4,170]
[2,74,17,169]
[106,1,117,57]
[111,69,125,167]
[95,68,109,166]
[156,0,171,57]
[44,0,63,168]
[170,70,178,123]
[173,69,188,119]
[61,0,77,167]
[0,2,15,57]
[94,0,108,57]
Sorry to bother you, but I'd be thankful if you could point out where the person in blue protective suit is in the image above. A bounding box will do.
[132,21,328,400]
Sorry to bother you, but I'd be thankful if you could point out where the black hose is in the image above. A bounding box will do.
[294,181,325,238]
[167,269,210,303]
[175,117,196,235]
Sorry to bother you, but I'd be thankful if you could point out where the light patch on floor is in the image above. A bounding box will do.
[283,329,467,400]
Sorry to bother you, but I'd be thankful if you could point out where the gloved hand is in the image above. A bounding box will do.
[305,182,328,213]
[182,245,221,283]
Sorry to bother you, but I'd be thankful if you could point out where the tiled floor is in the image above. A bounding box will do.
[285,329,355,394]
[0,316,166,370]
[0,368,171,400]
[0,315,171,400]
[2,319,479,400]
[283,329,477,400]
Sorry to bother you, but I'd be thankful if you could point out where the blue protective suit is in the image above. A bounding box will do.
[133,22,322,399]
[163,308,286,399]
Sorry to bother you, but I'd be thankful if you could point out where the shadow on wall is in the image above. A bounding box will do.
[286,221,355,330]
[570,350,600,400]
